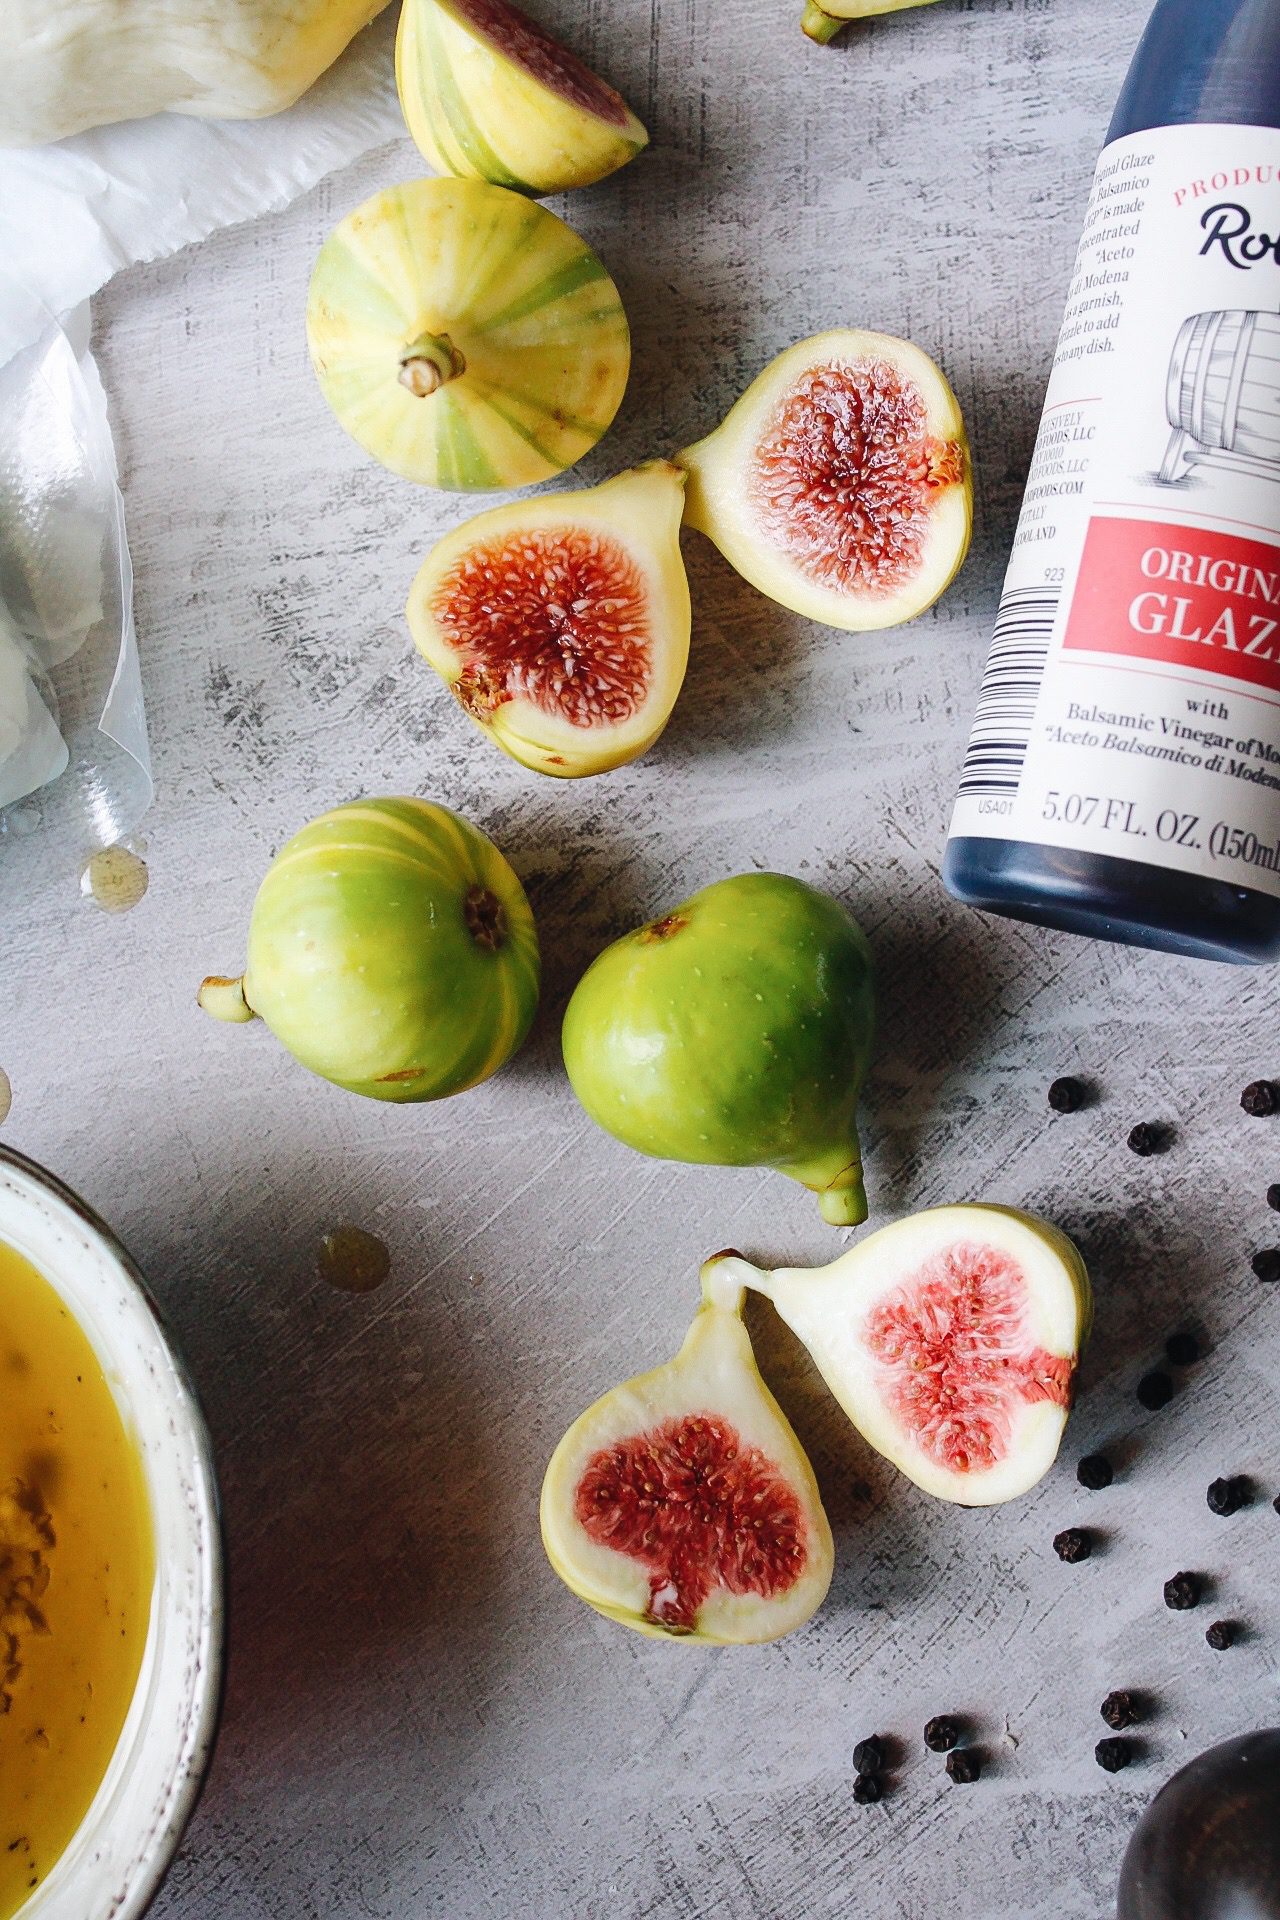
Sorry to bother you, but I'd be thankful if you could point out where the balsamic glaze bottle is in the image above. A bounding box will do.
[945,0,1280,963]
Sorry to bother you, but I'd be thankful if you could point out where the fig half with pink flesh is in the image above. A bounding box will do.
[541,1261,834,1643]
[407,462,691,777]
[708,1206,1091,1506]
[677,330,972,633]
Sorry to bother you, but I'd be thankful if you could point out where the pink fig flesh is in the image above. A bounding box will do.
[452,0,637,126]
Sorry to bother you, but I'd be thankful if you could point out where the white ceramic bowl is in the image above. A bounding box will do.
[0,1145,224,1920]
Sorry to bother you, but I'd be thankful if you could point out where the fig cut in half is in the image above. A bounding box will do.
[678,330,972,632]
[407,462,691,777]
[307,177,630,491]
[708,1206,1091,1505]
[802,0,947,43]
[397,0,648,196]
[541,1260,834,1643]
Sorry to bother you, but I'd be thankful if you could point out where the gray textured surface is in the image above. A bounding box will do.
[4,0,1280,1914]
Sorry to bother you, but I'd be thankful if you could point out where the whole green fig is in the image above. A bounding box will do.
[562,873,875,1225]
[199,796,540,1101]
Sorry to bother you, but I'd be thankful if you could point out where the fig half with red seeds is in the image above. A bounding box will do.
[677,330,972,633]
[541,1259,834,1644]
[708,1206,1091,1506]
[407,462,691,777]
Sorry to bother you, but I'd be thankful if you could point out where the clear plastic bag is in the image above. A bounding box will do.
[0,285,151,863]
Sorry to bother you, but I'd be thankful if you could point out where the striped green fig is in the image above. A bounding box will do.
[406,463,691,778]
[397,0,647,196]
[306,177,630,490]
[802,0,947,42]
[198,798,540,1102]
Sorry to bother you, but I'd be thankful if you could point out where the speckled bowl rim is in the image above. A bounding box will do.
[0,1144,225,1920]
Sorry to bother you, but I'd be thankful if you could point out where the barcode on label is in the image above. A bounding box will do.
[957,588,1058,797]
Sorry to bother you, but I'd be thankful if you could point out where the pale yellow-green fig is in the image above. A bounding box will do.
[541,1259,834,1644]
[307,177,629,491]
[678,328,972,633]
[802,0,947,44]
[397,0,648,195]
[407,463,691,777]
[708,1206,1092,1507]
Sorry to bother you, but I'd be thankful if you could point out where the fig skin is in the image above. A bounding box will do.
[677,329,972,632]
[397,0,648,195]
[1118,1730,1280,1920]
[306,177,630,491]
[562,872,875,1225]
[198,797,540,1102]
[802,0,947,42]
[540,1259,835,1644]
[708,1206,1092,1505]
[406,463,692,778]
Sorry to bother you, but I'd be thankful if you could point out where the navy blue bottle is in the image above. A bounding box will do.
[945,0,1280,963]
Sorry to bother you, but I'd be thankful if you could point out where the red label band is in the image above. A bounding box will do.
[1063,516,1280,694]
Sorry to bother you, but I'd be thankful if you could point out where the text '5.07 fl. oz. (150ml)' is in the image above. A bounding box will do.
[946,0,1280,963]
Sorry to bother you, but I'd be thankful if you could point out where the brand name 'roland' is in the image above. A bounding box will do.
[1199,202,1280,270]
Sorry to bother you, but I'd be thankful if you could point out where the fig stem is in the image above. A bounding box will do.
[801,1,845,42]
[197,974,256,1024]
[817,1171,868,1229]
[398,332,466,398]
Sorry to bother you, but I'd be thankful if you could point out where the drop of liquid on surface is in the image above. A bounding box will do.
[81,844,148,915]
[318,1225,391,1294]
[0,1069,11,1127]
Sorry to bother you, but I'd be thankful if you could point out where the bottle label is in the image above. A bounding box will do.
[950,124,1280,898]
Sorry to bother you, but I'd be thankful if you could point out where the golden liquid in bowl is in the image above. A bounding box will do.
[0,1240,154,1916]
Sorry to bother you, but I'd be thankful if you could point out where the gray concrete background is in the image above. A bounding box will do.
[4,0,1280,1914]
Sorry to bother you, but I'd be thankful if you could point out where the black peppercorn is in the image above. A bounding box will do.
[1165,1331,1200,1367]
[1137,1370,1174,1411]
[1048,1077,1088,1113]
[1241,1080,1280,1117]
[1128,1122,1169,1156]
[1054,1527,1092,1563]
[1206,1620,1237,1651]
[1095,1737,1133,1773]
[1207,1475,1251,1517]
[946,1750,981,1784]
[853,1772,882,1804]
[924,1716,961,1753]
[1077,1453,1114,1491]
[1164,1571,1202,1611]
[1252,1249,1280,1283]
[1274,1494,1280,1517]
[853,1737,883,1776]
[1100,1690,1139,1730]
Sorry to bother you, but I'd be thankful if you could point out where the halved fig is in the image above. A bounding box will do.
[708,1206,1091,1506]
[397,0,648,196]
[541,1260,834,1643]
[406,462,691,777]
[802,0,947,43]
[677,330,972,633]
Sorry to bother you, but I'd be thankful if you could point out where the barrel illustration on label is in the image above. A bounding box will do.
[944,0,1280,967]
[1160,310,1280,485]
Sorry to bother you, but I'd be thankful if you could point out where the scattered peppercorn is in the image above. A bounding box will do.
[1165,1331,1200,1367]
[946,1750,982,1784]
[1128,1122,1169,1156]
[1077,1453,1114,1491]
[853,1737,883,1776]
[1268,1184,1280,1212]
[1164,1571,1202,1611]
[1241,1080,1280,1117]
[853,1772,882,1804]
[1207,1475,1252,1517]
[1137,1370,1174,1411]
[1252,1249,1280,1283]
[1048,1077,1088,1113]
[1274,1494,1280,1517]
[1100,1690,1140,1731]
[1096,1737,1134,1773]
[924,1716,961,1753]
[1054,1527,1093,1563]
[1206,1620,1237,1651]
